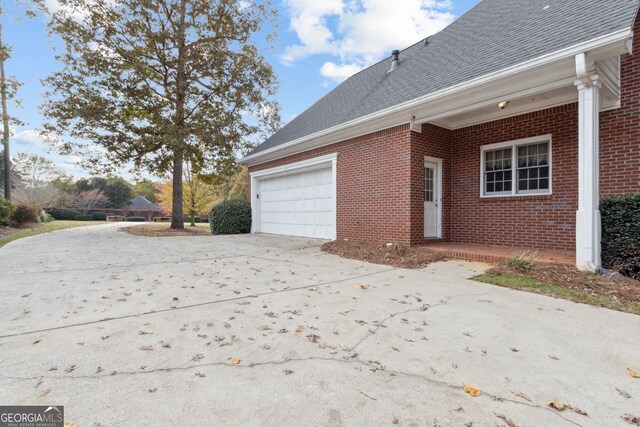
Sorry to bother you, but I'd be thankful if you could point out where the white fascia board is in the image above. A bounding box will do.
[241,28,632,167]
[249,153,337,179]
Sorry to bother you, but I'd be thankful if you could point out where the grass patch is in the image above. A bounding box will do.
[0,220,106,248]
[475,272,640,316]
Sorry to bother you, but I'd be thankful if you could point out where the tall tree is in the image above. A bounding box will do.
[42,0,280,229]
[1,0,44,200]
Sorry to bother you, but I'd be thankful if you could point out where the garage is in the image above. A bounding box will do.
[249,154,337,240]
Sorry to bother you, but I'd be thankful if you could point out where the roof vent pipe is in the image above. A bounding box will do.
[389,50,400,72]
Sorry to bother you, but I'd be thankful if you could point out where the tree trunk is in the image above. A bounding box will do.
[170,0,188,230]
[0,5,11,201]
[170,147,184,229]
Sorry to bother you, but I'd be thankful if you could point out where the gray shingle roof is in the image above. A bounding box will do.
[129,195,161,211]
[248,0,639,157]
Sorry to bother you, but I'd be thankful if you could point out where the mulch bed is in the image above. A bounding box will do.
[0,224,38,239]
[321,240,446,268]
[121,223,211,237]
[488,262,640,304]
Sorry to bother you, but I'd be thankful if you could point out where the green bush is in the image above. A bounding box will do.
[75,215,93,221]
[209,199,251,235]
[48,209,77,220]
[186,216,202,223]
[43,213,55,222]
[91,212,107,221]
[11,204,40,224]
[125,216,145,222]
[0,197,15,226]
[601,193,640,280]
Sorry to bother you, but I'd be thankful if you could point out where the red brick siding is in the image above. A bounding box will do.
[410,124,452,244]
[450,104,579,251]
[248,125,415,244]
[600,14,640,195]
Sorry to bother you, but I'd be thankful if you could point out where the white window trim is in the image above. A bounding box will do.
[249,153,338,237]
[479,134,553,198]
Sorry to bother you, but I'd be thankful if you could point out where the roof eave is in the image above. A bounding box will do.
[241,27,633,167]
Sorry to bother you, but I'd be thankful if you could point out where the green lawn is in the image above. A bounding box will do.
[475,272,640,316]
[0,220,106,248]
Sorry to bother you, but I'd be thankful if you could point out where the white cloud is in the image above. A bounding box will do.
[282,0,455,82]
[320,62,363,82]
[11,129,46,148]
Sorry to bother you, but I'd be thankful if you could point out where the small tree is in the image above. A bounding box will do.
[65,189,108,215]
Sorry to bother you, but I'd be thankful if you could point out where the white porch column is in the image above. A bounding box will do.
[574,70,601,271]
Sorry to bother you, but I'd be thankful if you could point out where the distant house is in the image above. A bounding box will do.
[128,195,161,220]
[241,0,640,271]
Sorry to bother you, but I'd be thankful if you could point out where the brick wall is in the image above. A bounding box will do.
[248,125,415,244]
[450,104,579,251]
[600,13,640,196]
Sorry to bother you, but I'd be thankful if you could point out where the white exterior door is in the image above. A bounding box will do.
[424,160,441,238]
[258,166,335,239]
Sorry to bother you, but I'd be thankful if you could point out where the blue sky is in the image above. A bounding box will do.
[6,0,480,179]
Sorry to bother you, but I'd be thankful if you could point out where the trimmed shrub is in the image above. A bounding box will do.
[11,204,40,224]
[186,216,202,223]
[48,209,77,220]
[209,199,251,235]
[75,215,93,221]
[601,193,640,280]
[0,197,15,226]
[91,212,107,221]
[125,216,145,222]
[43,213,55,222]
[201,216,209,223]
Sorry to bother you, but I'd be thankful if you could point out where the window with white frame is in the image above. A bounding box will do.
[481,136,551,196]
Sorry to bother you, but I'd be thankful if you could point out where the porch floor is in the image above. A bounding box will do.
[422,242,575,265]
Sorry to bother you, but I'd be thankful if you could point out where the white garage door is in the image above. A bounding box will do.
[259,167,335,239]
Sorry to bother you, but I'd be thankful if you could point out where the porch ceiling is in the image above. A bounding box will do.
[414,55,621,131]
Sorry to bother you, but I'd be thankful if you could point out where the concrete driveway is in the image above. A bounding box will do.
[0,224,638,426]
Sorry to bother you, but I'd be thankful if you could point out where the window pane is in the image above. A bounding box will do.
[487,182,494,193]
[539,178,549,189]
[505,181,512,192]
[495,182,503,192]
[515,142,550,194]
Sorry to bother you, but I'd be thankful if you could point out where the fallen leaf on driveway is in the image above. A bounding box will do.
[463,384,480,397]
[496,414,519,427]
[627,368,639,378]
[354,284,368,290]
[547,401,565,411]
[622,413,640,425]
[391,416,398,424]
[195,372,206,378]
[230,358,241,365]
[295,326,304,333]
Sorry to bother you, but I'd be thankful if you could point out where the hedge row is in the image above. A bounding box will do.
[601,193,640,280]
[125,216,145,222]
